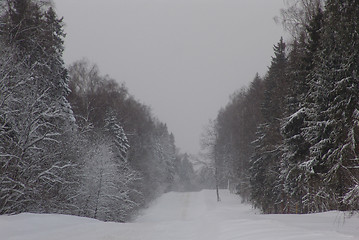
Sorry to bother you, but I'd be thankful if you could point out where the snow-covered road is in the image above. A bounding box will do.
[1,190,359,240]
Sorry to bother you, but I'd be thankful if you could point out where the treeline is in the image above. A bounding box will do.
[0,0,194,222]
[211,0,359,214]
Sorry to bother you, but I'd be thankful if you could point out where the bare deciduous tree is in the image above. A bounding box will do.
[275,0,325,39]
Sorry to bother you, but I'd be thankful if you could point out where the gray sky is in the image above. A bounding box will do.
[54,0,286,154]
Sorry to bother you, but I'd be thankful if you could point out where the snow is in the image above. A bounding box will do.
[1,190,359,240]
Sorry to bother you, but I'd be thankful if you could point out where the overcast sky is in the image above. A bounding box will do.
[54,0,286,154]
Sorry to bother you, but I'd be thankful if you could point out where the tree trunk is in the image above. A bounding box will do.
[215,167,221,202]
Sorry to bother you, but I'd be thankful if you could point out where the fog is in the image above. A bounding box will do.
[54,0,286,154]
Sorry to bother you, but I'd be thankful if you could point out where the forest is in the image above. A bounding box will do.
[210,0,359,214]
[1,0,359,224]
[0,0,201,222]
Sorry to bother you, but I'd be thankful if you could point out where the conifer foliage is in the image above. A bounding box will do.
[212,0,359,214]
[303,0,359,211]
[0,0,76,214]
[105,112,130,163]
[0,0,181,221]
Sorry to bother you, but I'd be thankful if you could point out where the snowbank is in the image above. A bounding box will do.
[1,190,358,240]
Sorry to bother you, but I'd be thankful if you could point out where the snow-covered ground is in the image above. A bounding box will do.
[1,190,358,240]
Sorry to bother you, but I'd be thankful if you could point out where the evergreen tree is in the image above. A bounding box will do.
[0,1,76,213]
[303,0,359,211]
[279,7,323,213]
[250,38,288,213]
[105,111,130,162]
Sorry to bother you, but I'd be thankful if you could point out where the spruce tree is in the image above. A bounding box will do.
[105,112,130,162]
[0,0,76,213]
[250,38,288,213]
[279,6,323,213]
[304,0,359,211]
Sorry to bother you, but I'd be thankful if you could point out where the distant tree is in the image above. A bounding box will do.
[215,89,247,198]
[143,122,176,195]
[196,165,216,190]
[67,59,179,219]
[172,153,197,192]
[201,120,223,202]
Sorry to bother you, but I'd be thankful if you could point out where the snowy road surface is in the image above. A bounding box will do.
[1,190,359,240]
